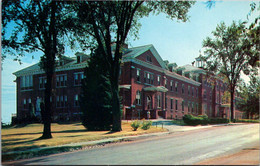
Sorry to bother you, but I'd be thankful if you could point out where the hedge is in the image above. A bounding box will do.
[183,114,230,126]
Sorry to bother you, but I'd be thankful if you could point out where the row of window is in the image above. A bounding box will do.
[137,69,199,97]
[22,72,84,90]
[22,95,80,109]
[135,91,198,113]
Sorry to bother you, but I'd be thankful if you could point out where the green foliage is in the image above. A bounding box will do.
[202,20,259,120]
[73,1,195,131]
[232,119,259,123]
[183,114,230,126]
[81,47,113,131]
[237,74,260,119]
[141,120,152,130]
[131,121,141,131]
[209,118,230,124]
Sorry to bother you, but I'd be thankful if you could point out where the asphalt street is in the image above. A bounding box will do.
[10,123,259,165]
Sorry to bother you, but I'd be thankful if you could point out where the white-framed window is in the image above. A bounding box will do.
[136,69,141,82]
[182,84,185,94]
[157,95,161,108]
[21,75,33,90]
[147,96,152,109]
[74,72,84,86]
[23,99,27,109]
[157,75,161,85]
[39,77,47,89]
[146,55,152,62]
[170,81,173,91]
[164,78,167,88]
[175,82,178,92]
[56,74,67,87]
[136,91,141,105]
[175,99,178,110]
[74,94,79,107]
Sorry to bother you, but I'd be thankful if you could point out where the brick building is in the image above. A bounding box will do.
[13,44,243,122]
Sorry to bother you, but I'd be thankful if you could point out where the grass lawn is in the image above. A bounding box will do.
[2,121,166,153]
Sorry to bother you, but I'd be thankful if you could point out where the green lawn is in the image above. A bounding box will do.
[2,122,166,153]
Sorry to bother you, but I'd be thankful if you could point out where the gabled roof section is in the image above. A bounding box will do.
[123,44,167,69]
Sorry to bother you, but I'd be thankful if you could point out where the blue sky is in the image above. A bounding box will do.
[1,1,258,124]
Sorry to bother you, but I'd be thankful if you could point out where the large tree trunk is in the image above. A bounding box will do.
[230,90,235,121]
[41,0,57,139]
[41,71,53,139]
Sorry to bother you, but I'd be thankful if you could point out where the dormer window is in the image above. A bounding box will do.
[77,56,81,63]
[146,55,152,63]
[59,60,64,66]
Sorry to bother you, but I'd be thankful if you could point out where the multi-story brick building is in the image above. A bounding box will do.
[13,44,243,122]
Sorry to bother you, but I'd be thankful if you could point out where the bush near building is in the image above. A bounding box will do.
[183,114,230,126]
[232,119,259,123]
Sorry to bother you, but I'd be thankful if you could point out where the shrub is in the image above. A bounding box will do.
[209,118,230,124]
[131,120,141,131]
[141,120,152,130]
[183,114,207,126]
[232,119,259,123]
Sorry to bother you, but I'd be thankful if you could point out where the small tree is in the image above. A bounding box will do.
[80,47,113,131]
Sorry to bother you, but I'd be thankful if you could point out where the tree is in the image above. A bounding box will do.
[2,1,72,139]
[202,21,259,121]
[72,1,195,131]
[80,47,112,131]
[237,73,260,119]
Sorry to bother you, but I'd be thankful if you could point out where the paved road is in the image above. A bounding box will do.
[11,123,259,165]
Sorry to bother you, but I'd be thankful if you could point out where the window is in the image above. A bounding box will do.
[188,102,190,113]
[170,81,173,91]
[203,90,207,100]
[157,95,161,108]
[147,96,152,109]
[74,72,84,86]
[170,99,173,109]
[77,56,81,63]
[175,82,178,92]
[157,75,161,85]
[39,77,46,89]
[192,87,194,97]
[144,72,153,84]
[165,96,167,108]
[151,74,154,85]
[146,55,152,62]
[175,100,178,110]
[192,103,194,113]
[74,94,79,107]
[56,74,67,87]
[204,104,207,114]
[23,99,27,109]
[21,75,33,90]
[136,69,141,82]
[182,84,185,94]
[182,101,184,112]
[56,96,60,107]
[164,79,167,88]
[136,91,141,105]
[188,86,190,95]
[196,88,198,97]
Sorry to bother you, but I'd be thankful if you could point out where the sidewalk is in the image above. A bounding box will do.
[195,146,260,165]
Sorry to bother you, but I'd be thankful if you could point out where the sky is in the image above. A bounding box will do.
[1,1,258,124]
